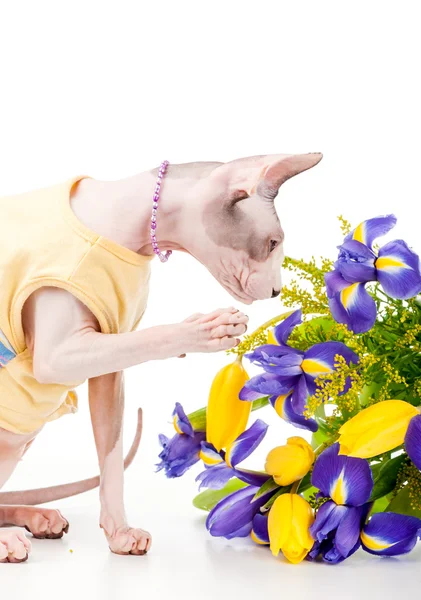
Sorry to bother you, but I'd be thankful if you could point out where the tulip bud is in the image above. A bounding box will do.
[206,358,251,452]
[338,400,419,458]
[265,437,314,486]
[268,493,315,564]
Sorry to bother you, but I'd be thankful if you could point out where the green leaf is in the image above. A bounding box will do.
[295,316,338,340]
[251,476,279,502]
[301,485,318,502]
[192,478,248,512]
[297,472,312,494]
[251,396,270,411]
[369,454,407,502]
[370,496,390,515]
[359,382,383,407]
[187,407,207,432]
[261,485,292,510]
[386,486,421,519]
[311,428,329,450]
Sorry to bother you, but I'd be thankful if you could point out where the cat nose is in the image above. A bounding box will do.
[271,288,281,298]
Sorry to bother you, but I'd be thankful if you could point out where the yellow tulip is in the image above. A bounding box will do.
[265,437,314,486]
[268,493,314,564]
[338,400,419,458]
[206,358,251,452]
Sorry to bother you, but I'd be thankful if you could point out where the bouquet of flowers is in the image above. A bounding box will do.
[156,215,421,564]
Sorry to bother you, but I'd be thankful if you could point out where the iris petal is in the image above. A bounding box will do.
[361,512,421,556]
[245,344,299,368]
[172,402,194,436]
[309,501,348,542]
[405,414,421,471]
[376,240,421,299]
[206,485,273,540]
[251,513,270,545]
[335,505,366,557]
[345,215,397,249]
[273,309,302,345]
[225,419,268,468]
[336,239,377,284]
[303,342,359,378]
[232,468,272,487]
[326,276,377,334]
[290,375,308,414]
[199,442,224,466]
[270,394,318,432]
[195,463,234,490]
[239,373,298,401]
[156,431,206,478]
[311,443,373,506]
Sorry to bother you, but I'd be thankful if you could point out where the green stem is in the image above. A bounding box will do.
[290,480,301,494]
[248,310,295,338]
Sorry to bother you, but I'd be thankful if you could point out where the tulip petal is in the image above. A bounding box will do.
[268,493,293,556]
[195,463,234,490]
[376,240,421,299]
[265,437,314,486]
[311,443,373,506]
[339,400,419,458]
[225,419,268,468]
[345,215,397,249]
[361,512,421,556]
[273,309,302,345]
[325,272,377,334]
[291,494,315,550]
[405,414,421,470]
[251,513,270,545]
[172,402,194,436]
[336,239,377,284]
[270,394,318,432]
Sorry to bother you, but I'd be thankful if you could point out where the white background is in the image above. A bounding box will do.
[1,1,421,598]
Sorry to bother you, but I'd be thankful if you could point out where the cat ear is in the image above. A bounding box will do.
[251,153,323,198]
[214,153,323,201]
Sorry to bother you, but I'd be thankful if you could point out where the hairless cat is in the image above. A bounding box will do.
[0,152,322,562]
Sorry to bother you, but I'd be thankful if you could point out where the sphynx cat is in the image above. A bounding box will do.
[0,152,322,562]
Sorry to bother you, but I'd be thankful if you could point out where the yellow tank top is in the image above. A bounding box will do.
[0,174,154,434]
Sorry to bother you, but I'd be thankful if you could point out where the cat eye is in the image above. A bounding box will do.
[269,239,279,253]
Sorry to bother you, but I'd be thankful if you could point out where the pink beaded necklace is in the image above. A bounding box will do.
[150,160,172,262]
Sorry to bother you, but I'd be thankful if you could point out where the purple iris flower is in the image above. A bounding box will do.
[361,512,421,556]
[206,484,275,540]
[239,310,359,432]
[196,419,271,490]
[308,443,373,564]
[325,215,421,334]
[156,403,206,478]
[404,414,421,472]
[251,513,270,544]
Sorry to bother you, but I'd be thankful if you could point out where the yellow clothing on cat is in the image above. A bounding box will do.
[0,175,154,434]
